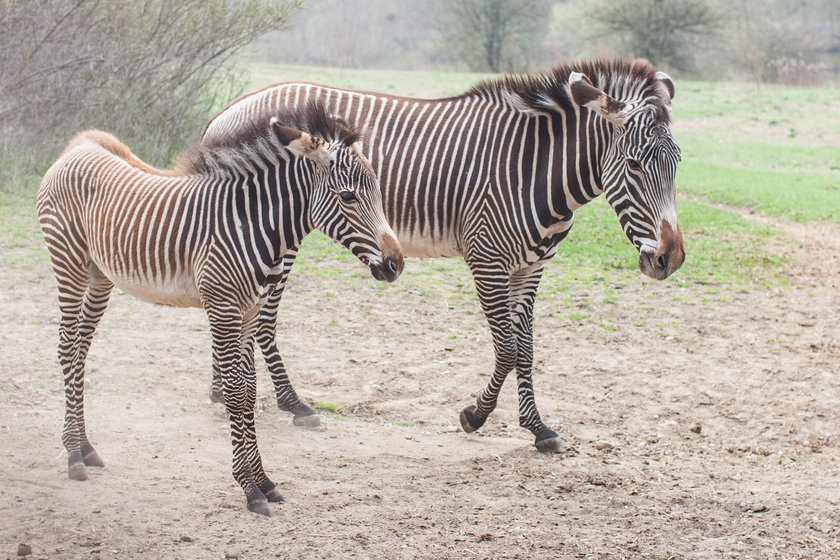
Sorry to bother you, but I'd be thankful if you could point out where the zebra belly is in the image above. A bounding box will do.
[100,266,203,308]
[396,231,461,258]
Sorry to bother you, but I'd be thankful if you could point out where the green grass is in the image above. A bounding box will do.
[673,80,840,224]
[313,401,342,413]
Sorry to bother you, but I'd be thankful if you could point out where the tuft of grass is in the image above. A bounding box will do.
[392,420,415,427]
[314,401,342,413]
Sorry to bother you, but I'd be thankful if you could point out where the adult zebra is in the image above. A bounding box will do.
[37,102,403,515]
[205,60,685,452]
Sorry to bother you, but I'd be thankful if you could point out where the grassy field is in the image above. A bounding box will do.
[3,63,836,295]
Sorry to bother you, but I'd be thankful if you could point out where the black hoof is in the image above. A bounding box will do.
[209,390,224,404]
[81,444,105,468]
[68,452,88,481]
[258,480,285,504]
[534,428,566,453]
[281,402,321,427]
[247,499,271,516]
[459,405,487,433]
[263,486,285,503]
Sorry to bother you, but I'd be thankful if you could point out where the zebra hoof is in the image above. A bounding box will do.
[534,429,565,454]
[263,486,285,504]
[209,390,224,404]
[292,413,321,428]
[82,445,105,468]
[459,405,487,433]
[284,402,321,428]
[68,452,88,481]
[247,499,271,517]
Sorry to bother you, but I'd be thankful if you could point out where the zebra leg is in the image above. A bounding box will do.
[510,266,564,453]
[56,279,88,481]
[239,310,284,504]
[207,306,270,516]
[74,275,114,467]
[459,265,516,433]
[257,289,319,426]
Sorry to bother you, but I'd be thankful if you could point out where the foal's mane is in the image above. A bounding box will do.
[465,59,672,125]
[178,101,362,175]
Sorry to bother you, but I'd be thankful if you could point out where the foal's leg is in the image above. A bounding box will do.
[207,305,270,515]
[74,275,114,467]
[459,262,516,433]
[56,279,88,481]
[257,285,319,426]
[509,265,563,452]
[240,310,283,504]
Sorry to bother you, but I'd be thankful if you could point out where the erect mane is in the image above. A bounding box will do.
[178,101,363,175]
[465,59,671,125]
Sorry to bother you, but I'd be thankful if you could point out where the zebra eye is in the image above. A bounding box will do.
[627,158,642,171]
[339,190,357,203]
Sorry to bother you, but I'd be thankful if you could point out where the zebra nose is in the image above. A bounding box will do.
[655,254,667,271]
[386,256,399,275]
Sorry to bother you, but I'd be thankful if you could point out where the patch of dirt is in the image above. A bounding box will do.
[1,214,838,559]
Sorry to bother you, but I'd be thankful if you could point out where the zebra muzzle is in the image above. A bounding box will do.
[370,255,403,283]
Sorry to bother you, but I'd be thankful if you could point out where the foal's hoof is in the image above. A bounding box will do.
[263,486,285,503]
[534,429,566,454]
[68,464,88,481]
[247,499,271,517]
[459,405,487,433]
[68,452,88,481]
[292,413,321,428]
[209,390,224,404]
[82,445,105,468]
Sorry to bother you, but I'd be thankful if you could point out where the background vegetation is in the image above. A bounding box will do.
[0,0,837,301]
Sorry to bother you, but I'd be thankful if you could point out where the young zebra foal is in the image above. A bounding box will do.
[37,102,404,516]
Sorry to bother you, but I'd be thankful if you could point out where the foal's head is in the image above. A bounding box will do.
[273,104,404,283]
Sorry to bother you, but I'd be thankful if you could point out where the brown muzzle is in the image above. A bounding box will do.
[639,220,685,280]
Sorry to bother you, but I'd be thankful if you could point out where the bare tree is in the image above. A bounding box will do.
[586,0,720,72]
[0,0,302,180]
[437,0,553,73]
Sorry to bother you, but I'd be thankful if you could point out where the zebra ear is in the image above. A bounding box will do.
[654,71,675,102]
[271,119,332,167]
[568,72,628,126]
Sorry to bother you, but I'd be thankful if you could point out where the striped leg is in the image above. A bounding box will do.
[509,265,563,452]
[239,310,285,504]
[207,304,275,516]
[257,283,319,426]
[459,262,516,434]
[73,275,114,468]
[57,276,88,481]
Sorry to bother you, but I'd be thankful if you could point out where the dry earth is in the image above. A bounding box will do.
[1,213,838,560]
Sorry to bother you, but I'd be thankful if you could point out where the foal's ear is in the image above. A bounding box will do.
[568,72,629,126]
[653,71,675,102]
[271,118,333,167]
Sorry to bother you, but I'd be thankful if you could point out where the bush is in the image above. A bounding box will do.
[0,0,302,185]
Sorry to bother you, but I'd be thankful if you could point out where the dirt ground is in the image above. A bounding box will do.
[1,211,838,560]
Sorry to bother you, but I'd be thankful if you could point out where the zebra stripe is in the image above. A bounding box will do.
[204,60,686,450]
[38,103,403,515]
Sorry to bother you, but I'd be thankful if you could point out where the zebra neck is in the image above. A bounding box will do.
[543,109,608,221]
[227,161,313,275]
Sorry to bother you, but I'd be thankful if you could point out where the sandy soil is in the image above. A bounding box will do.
[1,214,838,560]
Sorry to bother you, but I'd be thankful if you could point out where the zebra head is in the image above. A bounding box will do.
[273,120,404,283]
[569,71,685,281]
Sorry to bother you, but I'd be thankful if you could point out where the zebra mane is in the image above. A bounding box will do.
[466,59,672,125]
[178,101,362,175]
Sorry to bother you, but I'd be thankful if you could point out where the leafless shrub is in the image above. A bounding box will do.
[0,0,302,184]
[435,0,553,73]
